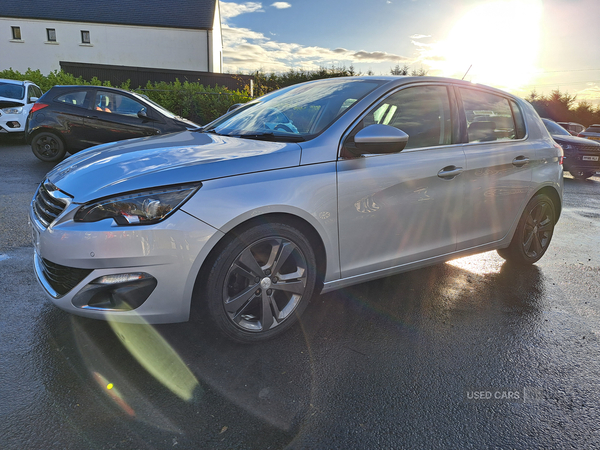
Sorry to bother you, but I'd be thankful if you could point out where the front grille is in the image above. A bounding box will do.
[40,258,92,296]
[33,181,68,227]
[578,145,600,153]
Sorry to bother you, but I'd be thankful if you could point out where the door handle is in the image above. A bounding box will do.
[512,156,529,167]
[437,166,463,179]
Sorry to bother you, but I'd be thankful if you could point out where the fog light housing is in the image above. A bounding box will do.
[7,121,21,128]
[72,272,157,311]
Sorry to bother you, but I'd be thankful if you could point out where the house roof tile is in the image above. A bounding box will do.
[3,0,217,30]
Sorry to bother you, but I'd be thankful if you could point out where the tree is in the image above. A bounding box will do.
[390,64,409,76]
[526,88,600,126]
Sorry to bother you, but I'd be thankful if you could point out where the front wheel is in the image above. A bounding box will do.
[202,222,317,343]
[497,194,556,265]
[31,132,67,163]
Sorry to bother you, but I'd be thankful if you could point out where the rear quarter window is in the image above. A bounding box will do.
[55,91,89,108]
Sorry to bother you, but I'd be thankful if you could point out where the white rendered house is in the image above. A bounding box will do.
[1,0,223,75]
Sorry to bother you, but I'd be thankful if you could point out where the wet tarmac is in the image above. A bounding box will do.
[1,138,599,449]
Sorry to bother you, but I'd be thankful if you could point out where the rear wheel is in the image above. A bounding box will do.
[203,222,317,343]
[31,132,67,163]
[570,170,596,180]
[497,194,556,265]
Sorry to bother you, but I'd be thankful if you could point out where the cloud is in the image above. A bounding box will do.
[410,34,430,39]
[220,2,411,72]
[220,2,263,21]
[271,2,291,8]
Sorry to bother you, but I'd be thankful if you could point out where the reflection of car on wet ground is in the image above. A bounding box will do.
[26,85,200,162]
[0,78,43,137]
[30,76,563,343]
[542,118,600,179]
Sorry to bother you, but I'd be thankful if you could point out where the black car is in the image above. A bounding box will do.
[542,118,600,179]
[26,85,200,162]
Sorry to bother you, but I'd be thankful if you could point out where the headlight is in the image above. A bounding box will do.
[74,183,201,225]
[2,106,23,115]
[562,144,572,151]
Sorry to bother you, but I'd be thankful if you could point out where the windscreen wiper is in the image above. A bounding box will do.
[198,127,214,133]
[234,132,306,142]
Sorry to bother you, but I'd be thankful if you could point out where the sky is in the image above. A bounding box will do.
[220,0,600,105]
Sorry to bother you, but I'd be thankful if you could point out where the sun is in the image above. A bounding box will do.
[423,0,543,90]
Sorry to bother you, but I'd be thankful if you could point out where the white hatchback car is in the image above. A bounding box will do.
[30,77,563,343]
[0,79,43,136]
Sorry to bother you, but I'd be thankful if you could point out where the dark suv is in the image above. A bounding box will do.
[542,118,600,179]
[26,85,199,162]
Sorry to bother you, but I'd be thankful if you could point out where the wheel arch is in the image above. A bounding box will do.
[535,185,562,222]
[190,212,328,316]
[29,127,65,144]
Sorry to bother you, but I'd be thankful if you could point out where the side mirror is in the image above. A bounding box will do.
[29,97,39,104]
[351,124,409,155]
[138,108,155,120]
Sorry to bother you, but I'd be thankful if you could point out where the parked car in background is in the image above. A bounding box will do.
[0,79,43,138]
[30,76,563,343]
[578,124,600,142]
[557,121,585,136]
[26,85,200,162]
[542,118,600,179]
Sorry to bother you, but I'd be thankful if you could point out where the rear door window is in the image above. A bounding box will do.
[459,88,522,143]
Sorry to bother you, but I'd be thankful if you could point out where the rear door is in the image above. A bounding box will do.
[455,87,534,250]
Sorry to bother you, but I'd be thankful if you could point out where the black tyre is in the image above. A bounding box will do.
[203,222,317,343]
[497,194,556,265]
[570,170,595,180]
[31,132,67,163]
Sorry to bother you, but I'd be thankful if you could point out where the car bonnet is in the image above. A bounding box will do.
[46,131,302,203]
[552,133,600,147]
[0,99,25,109]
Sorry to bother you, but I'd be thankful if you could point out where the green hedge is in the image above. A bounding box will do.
[0,68,251,124]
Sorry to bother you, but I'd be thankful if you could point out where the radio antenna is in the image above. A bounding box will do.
[462,65,472,80]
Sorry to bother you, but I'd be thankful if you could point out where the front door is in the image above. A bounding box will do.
[83,90,159,146]
[337,85,465,278]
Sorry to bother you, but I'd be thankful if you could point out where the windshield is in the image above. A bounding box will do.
[543,119,571,136]
[205,79,384,140]
[0,82,25,100]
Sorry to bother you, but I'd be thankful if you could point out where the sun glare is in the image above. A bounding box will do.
[426,0,543,90]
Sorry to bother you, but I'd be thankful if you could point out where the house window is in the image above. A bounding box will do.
[46,28,56,42]
[11,26,21,40]
[81,30,90,44]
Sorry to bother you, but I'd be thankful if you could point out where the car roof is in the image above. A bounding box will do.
[48,85,134,94]
[293,76,525,102]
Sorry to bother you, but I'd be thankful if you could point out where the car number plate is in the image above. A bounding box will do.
[582,156,599,161]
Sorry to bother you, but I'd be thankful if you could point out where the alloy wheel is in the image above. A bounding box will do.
[522,201,553,259]
[222,237,308,332]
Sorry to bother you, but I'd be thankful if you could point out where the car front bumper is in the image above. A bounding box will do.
[30,206,221,324]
